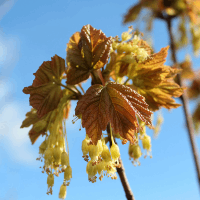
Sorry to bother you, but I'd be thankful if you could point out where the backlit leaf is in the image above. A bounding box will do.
[23,55,65,118]
[21,89,72,144]
[187,70,200,99]
[123,2,143,24]
[75,82,152,145]
[66,24,112,85]
[21,108,53,144]
[130,46,184,111]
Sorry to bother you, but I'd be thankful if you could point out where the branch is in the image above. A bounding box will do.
[91,68,135,200]
[107,125,135,200]
[166,16,200,188]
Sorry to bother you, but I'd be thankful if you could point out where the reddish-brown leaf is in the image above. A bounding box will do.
[75,82,152,144]
[66,25,112,85]
[28,128,46,145]
[123,2,143,24]
[21,108,53,144]
[187,70,200,99]
[23,55,65,118]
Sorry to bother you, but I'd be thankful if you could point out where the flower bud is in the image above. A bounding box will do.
[110,142,120,162]
[97,139,103,155]
[97,160,105,175]
[139,122,146,136]
[82,138,89,156]
[53,146,62,164]
[59,184,67,199]
[105,161,116,175]
[61,152,69,166]
[64,166,72,181]
[88,144,99,161]
[128,143,142,160]
[44,148,53,163]
[58,134,65,148]
[101,143,112,162]
[39,140,47,155]
[141,134,151,151]
[47,174,54,188]
[86,161,97,178]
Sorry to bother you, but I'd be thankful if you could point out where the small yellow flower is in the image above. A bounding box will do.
[47,174,54,188]
[59,184,67,199]
[110,142,120,162]
[64,166,72,181]
[61,152,69,166]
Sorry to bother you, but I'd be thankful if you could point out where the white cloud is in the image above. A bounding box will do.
[0,102,38,165]
[0,0,16,21]
[0,29,20,77]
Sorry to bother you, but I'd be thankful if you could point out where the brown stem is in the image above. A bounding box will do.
[91,68,135,199]
[107,125,135,200]
[166,16,200,188]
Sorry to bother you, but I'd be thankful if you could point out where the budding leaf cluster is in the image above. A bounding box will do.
[21,24,184,199]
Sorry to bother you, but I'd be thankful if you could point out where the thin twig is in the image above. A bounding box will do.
[107,124,135,200]
[166,16,200,188]
[78,83,85,94]
[124,78,130,85]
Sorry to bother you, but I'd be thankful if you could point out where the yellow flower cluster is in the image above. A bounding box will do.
[82,134,120,183]
[37,116,71,199]
[128,121,152,166]
[113,27,149,65]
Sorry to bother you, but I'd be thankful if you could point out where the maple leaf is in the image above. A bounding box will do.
[75,82,152,145]
[123,2,143,24]
[186,0,200,24]
[23,55,65,118]
[20,108,52,144]
[21,89,72,144]
[136,79,183,111]
[123,0,163,24]
[129,46,184,111]
[179,59,194,80]
[66,24,112,85]
[187,70,200,99]
[131,46,170,87]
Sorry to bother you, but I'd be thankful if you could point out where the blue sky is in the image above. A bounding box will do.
[0,0,200,199]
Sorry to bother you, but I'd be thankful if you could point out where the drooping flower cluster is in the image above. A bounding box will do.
[81,130,120,183]
[38,123,72,196]
[128,120,152,166]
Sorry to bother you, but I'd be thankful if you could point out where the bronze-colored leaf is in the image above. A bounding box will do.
[123,2,143,24]
[187,70,200,99]
[23,55,65,118]
[66,24,112,85]
[20,108,40,128]
[179,59,194,80]
[21,89,72,144]
[75,82,152,145]
[21,108,53,144]
[130,46,184,111]
[132,46,170,88]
